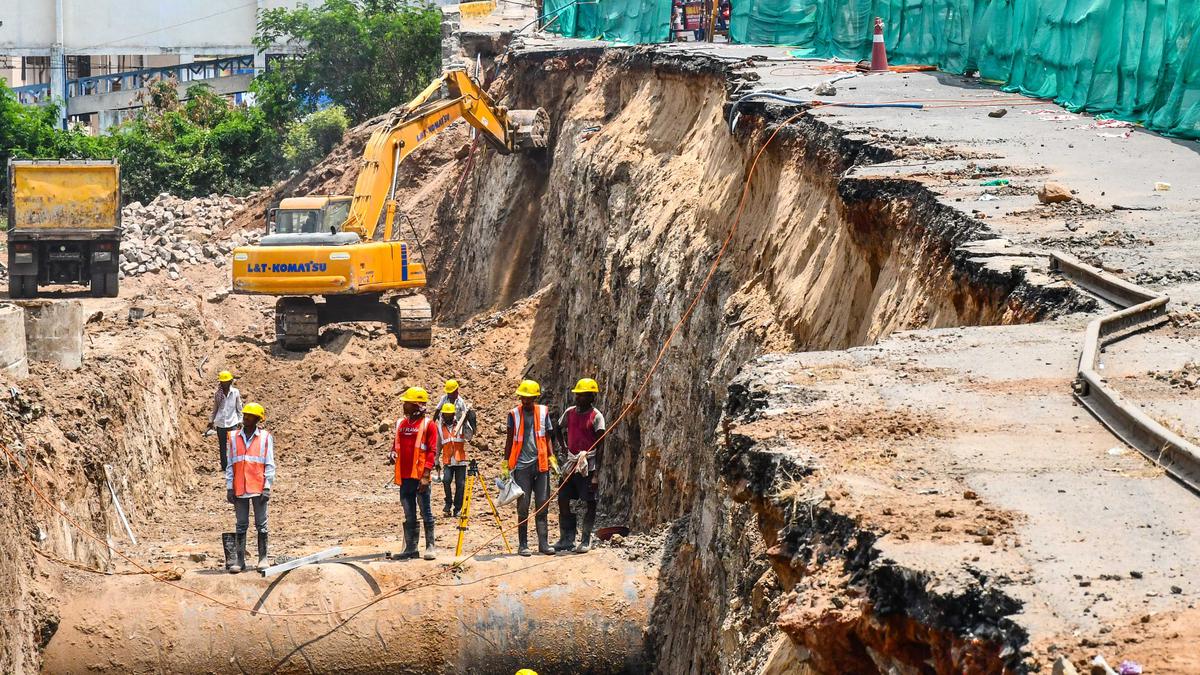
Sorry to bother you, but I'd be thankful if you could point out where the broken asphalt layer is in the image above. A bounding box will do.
[504,36,1200,672]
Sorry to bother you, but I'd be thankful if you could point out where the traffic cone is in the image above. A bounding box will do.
[870,17,889,72]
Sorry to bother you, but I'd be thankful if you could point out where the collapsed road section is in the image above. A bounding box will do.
[4,20,1200,675]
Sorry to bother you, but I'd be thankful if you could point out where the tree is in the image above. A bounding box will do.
[282,106,350,174]
[0,80,113,205]
[112,83,280,202]
[253,0,443,125]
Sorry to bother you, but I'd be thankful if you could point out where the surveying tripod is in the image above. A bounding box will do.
[455,459,512,556]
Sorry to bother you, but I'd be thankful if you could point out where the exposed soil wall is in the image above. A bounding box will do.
[0,43,1087,673]
[432,46,1074,672]
[0,310,201,672]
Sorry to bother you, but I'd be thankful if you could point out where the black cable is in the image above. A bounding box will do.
[399,212,429,269]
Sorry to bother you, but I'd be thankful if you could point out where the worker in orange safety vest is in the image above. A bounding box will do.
[224,402,275,573]
[502,379,561,556]
[436,379,476,517]
[435,402,470,518]
[391,387,440,560]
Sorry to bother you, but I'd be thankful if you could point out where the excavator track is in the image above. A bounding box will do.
[394,294,432,348]
[275,297,321,350]
[273,294,431,351]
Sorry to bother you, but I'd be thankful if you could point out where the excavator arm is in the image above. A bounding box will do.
[342,67,548,240]
[230,67,547,351]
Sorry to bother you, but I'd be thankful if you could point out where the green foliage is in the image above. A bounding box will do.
[253,0,443,124]
[0,81,113,171]
[282,106,349,174]
[113,83,281,203]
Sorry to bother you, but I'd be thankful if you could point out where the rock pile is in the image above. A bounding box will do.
[119,193,260,280]
[1149,361,1200,391]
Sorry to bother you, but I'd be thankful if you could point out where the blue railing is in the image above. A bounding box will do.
[11,55,256,105]
[12,82,50,105]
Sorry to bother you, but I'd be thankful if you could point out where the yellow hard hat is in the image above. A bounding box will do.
[572,377,599,394]
[444,379,460,394]
[515,379,541,397]
[515,670,538,675]
[400,387,430,404]
[218,370,234,382]
[440,402,456,414]
[242,402,265,421]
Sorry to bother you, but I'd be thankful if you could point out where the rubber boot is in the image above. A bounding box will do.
[554,519,576,551]
[222,533,239,573]
[537,520,556,556]
[574,511,595,554]
[518,524,531,557]
[398,523,419,560]
[234,533,247,573]
[256,532,269,570]
[443,504,453,517]
[423,523,437,560]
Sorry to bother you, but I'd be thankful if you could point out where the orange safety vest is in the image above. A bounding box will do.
[229,429,271,497]
[394,417,434,484]
[507,404,550,471]
[438,420,467,465]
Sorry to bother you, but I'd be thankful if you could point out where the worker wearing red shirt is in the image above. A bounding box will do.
[390,387,440,560]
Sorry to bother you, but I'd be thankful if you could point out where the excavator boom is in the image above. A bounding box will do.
[344,68,548,240]
[230,67,548,349]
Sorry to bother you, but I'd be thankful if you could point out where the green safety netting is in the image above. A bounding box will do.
[544,0,1199,139]
[727,0,1200,139]
[543,0,671,43]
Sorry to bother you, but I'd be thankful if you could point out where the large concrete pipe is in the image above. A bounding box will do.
[17,300,83,370]
[0,303,29,378]
[44,551,657,673]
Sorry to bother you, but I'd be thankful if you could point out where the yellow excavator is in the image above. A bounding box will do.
[230,67,548,349]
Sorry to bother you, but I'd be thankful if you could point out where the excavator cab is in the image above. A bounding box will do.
[267,197,354,238]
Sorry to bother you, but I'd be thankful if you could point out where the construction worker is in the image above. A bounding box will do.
[502,379,560,556]
[555,378,606,553]
[207,370,243,472]
[225,402,274,573]
[435,403,469,518]
[436,379,477,517]
[390,387,439,560]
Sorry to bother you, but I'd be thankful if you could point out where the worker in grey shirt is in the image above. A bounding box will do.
[207,370,243,472]
[436,379,477,517]
[502,379,560,556]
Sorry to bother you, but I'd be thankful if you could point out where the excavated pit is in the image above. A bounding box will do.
[432,46,1074,673]
[0,47,1083,673]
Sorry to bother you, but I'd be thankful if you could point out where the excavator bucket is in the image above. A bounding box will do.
[509,108,550,151]
[394,294,433,348]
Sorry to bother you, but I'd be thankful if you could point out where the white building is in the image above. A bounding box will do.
[0,0,305,130]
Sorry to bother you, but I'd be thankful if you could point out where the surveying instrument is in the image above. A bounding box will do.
[455,459,512,557]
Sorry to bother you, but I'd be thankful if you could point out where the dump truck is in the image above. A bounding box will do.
[6,159,122,298]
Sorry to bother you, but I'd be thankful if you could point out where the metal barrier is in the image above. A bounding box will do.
[1049,252,1200,492]
[12,82,50,105]
[11,55,256,105]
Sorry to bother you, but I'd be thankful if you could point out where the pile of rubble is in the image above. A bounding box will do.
[119,193,260,280]
[1149,361,1200,391]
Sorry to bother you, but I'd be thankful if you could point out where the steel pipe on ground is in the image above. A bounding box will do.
[44,552,657,673]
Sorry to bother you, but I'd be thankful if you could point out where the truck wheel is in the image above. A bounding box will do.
[9,275,35,299]
[90,272,107,298]
[104,272,119,298]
